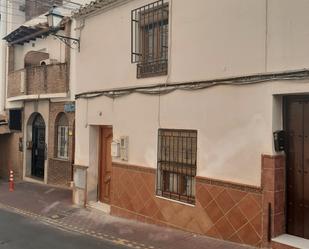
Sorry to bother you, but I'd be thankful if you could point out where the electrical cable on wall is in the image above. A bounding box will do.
[75,69,309,100]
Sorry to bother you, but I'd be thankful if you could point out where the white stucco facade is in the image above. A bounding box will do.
[0,1,25,113]
[73,0,309,187]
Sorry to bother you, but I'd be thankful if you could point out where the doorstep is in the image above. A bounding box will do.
[272,234,309,249]
[87,201,110,214]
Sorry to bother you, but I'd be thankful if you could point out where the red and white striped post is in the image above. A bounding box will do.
[9,170,14,192]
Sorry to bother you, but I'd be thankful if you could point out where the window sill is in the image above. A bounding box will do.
[155,195,195,207]
[51,157,70,162]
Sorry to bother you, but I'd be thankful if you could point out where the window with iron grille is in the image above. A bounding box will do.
[156,129,197,204]
[131,0,169,78]
[56,113,69,160]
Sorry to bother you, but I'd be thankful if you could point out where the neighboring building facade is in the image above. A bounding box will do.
[0,0,26,180]
[72,0,309,248]
[3,2,76,186]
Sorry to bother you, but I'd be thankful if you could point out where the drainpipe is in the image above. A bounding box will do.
[0,1,7,114]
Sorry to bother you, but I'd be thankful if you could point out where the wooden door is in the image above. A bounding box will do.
[99,126,113,204]
[286,97,309,239]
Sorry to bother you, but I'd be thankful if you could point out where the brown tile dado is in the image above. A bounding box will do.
[111,162,263,247]
[261,154,286,246]
[196,176,262,193]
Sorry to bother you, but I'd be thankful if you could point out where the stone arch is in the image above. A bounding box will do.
[24,51,49,68]
[25,112,46,179]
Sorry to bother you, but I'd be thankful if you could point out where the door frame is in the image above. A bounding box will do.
[31,113,46,179]
[98,125,113,204]
[283,95,309,238]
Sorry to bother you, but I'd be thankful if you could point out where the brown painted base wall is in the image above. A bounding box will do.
[47,158,72,186]
[0,133,23,180]
[261,155,286,248]
[111,163,264,247]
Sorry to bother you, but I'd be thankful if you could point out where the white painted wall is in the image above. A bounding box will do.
[73,0,309,187]
[13,33,67,71]
[0,1,25,113]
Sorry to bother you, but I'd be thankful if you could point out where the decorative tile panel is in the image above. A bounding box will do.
[111,162,263,247]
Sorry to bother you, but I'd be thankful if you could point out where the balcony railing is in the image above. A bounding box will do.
[7,63,68,99]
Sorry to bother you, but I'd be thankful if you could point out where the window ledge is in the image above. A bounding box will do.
[155,195,195,207]
[51,157,70,162]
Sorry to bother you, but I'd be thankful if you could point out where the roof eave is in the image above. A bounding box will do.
[73,0,132,20]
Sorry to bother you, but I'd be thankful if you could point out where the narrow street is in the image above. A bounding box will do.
[0,181,251,249]
[0,208,127,249]
[3,1,307,248]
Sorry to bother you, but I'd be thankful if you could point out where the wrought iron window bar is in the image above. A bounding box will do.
[156,129,197,205]
[131,0,169,78]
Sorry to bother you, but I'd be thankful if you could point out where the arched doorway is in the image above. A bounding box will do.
[31,114,46,178]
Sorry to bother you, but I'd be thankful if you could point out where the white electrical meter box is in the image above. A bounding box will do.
[120,136,129,161]
[111,140,120,157]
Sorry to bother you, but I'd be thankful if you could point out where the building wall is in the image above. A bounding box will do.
[25,0,62,21]
[74,0,309,184]
[27,64,68,95]
[0,1,24,181]
[0,1,25,113]
[47,101,75,186]
[23,100,75,186]
[0,133,23,180]
[72,0,309,246]
[75,0,309,93]
[76,0,266,93]
[6,63,69,99]
[7,69,23,98]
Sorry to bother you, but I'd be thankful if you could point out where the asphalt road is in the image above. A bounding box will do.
[0,208,128,249]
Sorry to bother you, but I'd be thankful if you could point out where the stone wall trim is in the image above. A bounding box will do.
[112,162,156,174]
[196,176,262,194]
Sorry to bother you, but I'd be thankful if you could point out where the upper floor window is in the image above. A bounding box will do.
[131,0,169,78]
[156,129,197,204]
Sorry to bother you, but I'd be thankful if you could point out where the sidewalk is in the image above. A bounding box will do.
[0,181,253,249]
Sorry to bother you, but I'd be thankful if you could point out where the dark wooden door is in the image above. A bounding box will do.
[31,114,45,179]
[98,127,113,204]
[286,97,309,239]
